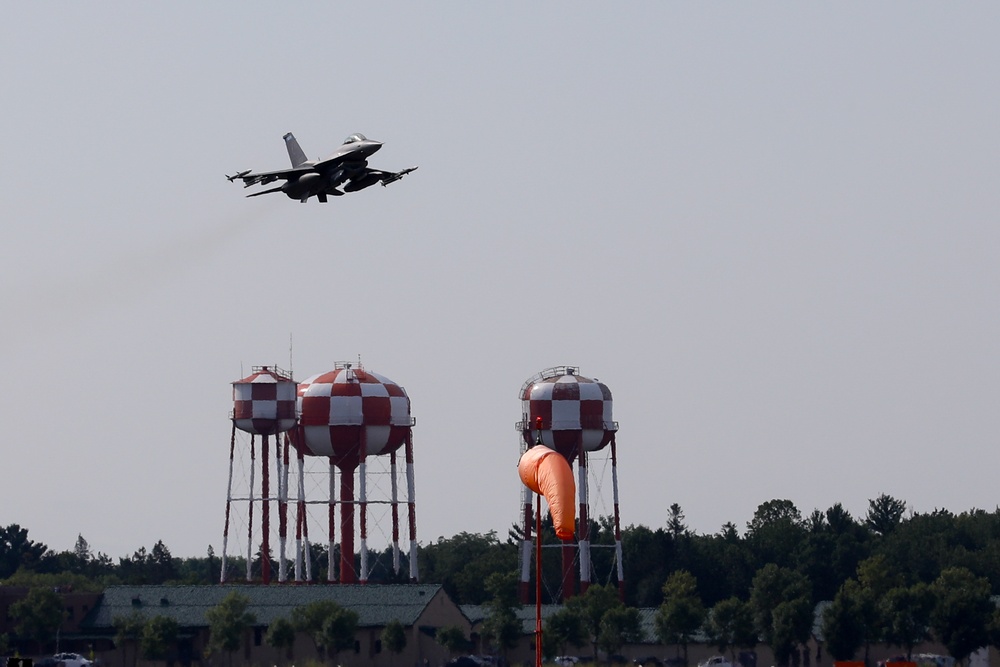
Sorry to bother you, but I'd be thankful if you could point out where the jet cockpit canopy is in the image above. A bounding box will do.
[343,133,368,145]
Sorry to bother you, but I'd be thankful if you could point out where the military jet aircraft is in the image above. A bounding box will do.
[227,133,417,203]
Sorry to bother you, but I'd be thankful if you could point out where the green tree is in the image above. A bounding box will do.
[930,567,993,665]
[205,591,256,667]
[9,587,64,652]
[883,583,934,660]
[113,611,147,667]
[749,564,811,667]
[708,597,756,662]
[545,605,588,657]
[380,619,407,667]
[0,524,48,578]
[291,599,343,655]
[315,608,358,664]
[822,580,866,661]
[265,617,296,661]
[420,531,517,604]
[745,500,806,571]
[564,584,626,663]
[436,625,470,658]
[140,615,178,661]
[481,571,522,660]
[655,570,705,665]
[598,606,642,663]
[865,494,907,536]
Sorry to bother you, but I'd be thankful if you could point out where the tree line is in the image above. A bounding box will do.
[3,494,1000,665]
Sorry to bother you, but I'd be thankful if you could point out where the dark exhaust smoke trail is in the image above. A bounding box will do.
[3,200,283,346]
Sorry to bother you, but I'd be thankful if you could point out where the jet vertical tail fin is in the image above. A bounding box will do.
[283,133,309,167]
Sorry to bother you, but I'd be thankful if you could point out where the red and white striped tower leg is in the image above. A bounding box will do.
[405,431,419,581]
[578,435,591,596]
[328,457,337,582]
[519,479,533,603]
[611,434,624,599]
[261,434,271,584]
[247,435,256,582]
[278,436,289,582]
[359,445,369,584]
[339,463,357,583]
[221,422,237,583]
[390,449,401,575]
[294,445,306,581]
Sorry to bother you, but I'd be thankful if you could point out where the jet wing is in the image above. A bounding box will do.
[233,166,313,188]
[369,166,419,186]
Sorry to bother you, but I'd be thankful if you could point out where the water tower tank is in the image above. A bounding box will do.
[520,366,615,460]
[232,366,298,435]
[294,364,411,464]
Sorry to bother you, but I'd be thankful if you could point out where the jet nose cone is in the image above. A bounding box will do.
[367,140,383,153]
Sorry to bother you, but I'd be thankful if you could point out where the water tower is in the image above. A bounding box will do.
[224,366,298,584]
[291,363,418,583]
[517,366,623,602]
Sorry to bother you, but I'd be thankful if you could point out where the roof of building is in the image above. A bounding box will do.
[83,584,448,630]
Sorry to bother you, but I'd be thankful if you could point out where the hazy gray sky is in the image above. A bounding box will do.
[2,4,998,560]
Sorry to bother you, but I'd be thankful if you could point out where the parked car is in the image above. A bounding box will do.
[53,654,93,667]
[554,658,581,666]
[698,657,734,667]
[633,657,664,667]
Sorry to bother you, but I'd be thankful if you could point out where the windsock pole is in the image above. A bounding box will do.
[535,491,543,667]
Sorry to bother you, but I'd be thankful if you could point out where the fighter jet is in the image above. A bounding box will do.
[227,133,417,203]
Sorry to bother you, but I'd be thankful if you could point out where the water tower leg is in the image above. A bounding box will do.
[390,450,401,575]
[405,432,419,582]
[519,482,533,604]
[359,452,369,584]
[247,435,256,582]
[340,463,357,583]
[328,457,337,582]
[278,436,289,583]
[221,422,237,584]
[611,434,624,600]
[295,447,306,582]
[578,445,591,597]
[261,435,271,585]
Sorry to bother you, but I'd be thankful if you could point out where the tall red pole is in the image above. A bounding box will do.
[535,492,543,667]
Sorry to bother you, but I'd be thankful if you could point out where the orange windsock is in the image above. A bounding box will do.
[518,445,576,540]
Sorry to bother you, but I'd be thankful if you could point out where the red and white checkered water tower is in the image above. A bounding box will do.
[223,362,418,584]
[225,366,297,584]
[291,363,418,584]
[517,366,623,602]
